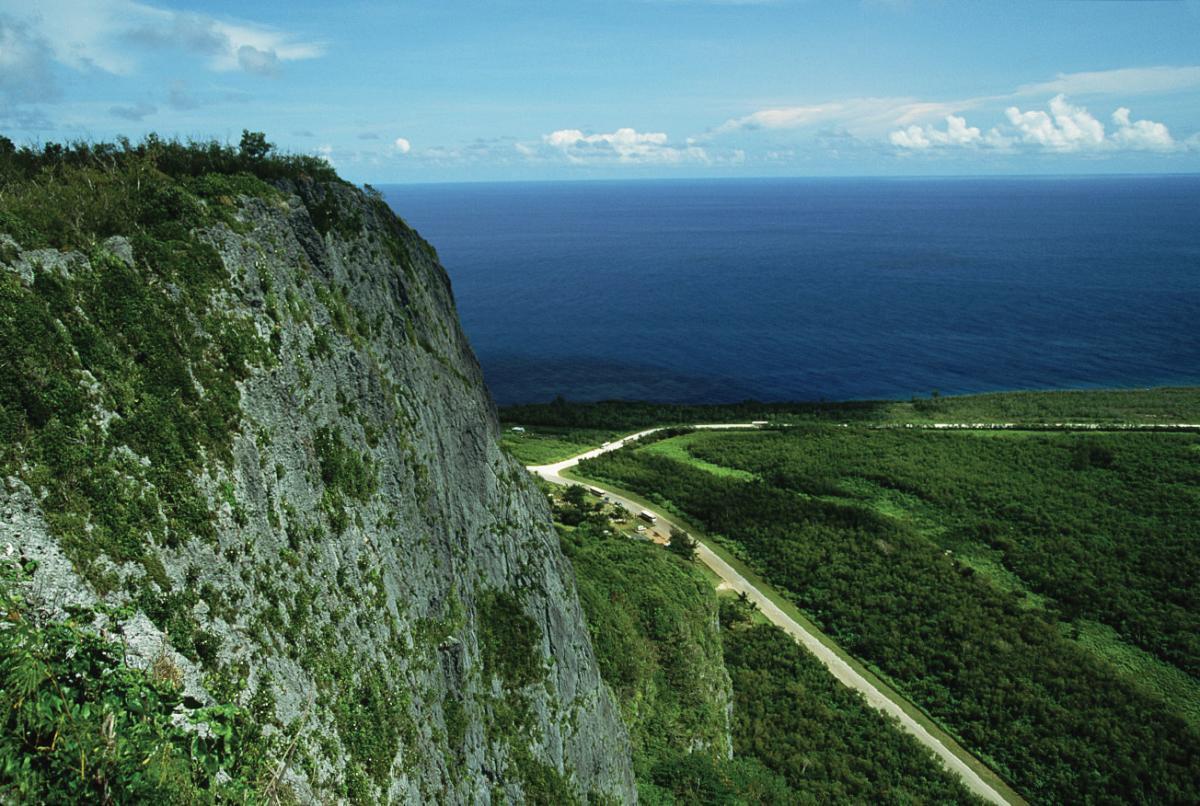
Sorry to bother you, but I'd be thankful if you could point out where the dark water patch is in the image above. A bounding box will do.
[383,177,1200,405]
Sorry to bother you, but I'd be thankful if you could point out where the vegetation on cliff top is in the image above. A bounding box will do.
[0,134,394,802]
[0,134,320,595]
[0,131,339,251]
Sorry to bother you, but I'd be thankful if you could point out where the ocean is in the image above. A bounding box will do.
[381,177,1200,405]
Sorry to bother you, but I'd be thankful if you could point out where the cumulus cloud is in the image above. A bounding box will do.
[13,0,323,77]
[712,65,1200,161]
[888,95,1180,154]
[889,114,991,149]
[1004,95,1106,151]
[540,127,708,164]
[313,144,335,167]
[1109,107,1176,151]
[393,137,411,154]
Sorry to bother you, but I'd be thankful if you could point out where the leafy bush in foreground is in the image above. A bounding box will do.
[0,562,283,804]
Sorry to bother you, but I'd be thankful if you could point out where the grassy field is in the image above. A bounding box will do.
[637,431,757,481]
[499,425,623,464]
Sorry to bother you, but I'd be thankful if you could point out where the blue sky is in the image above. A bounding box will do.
[2,0,1200,182]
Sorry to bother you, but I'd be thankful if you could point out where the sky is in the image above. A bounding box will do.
[2,0,1200,183]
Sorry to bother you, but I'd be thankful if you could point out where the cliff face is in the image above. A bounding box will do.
[0,170,634,803]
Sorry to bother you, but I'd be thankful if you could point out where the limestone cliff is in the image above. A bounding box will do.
[0,152,635,803]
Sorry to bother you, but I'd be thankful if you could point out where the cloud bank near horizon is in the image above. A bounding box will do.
[888,95,1185,154]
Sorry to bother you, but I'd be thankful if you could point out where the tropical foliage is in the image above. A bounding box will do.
[563,518,981,804]
[575,426,1200,804]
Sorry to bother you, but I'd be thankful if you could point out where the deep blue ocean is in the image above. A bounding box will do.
[381,177,1200,405]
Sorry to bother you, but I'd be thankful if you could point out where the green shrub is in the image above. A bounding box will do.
[0,582,275,803]
[478,589,545,688]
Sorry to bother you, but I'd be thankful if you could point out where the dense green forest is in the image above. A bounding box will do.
[558,510,981,804]
[720,600,982,806]
[500,396,886,431]
[885,386,1200,424]
[499,386,1200,432]
[574,428,1200,804]
[687,428,1200,678]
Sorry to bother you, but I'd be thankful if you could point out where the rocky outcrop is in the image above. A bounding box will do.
[0,178,634,804]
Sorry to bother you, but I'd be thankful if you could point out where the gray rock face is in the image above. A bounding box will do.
[0,181,635,804]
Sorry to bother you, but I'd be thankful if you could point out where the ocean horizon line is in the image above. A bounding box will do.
[374,172,1200,189]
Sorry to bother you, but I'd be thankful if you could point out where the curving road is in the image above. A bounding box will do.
[529,423,760,486]
[528,424,1019,806]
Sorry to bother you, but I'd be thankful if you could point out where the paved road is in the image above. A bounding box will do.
[529,423,759,486]
[528,424,1018,806]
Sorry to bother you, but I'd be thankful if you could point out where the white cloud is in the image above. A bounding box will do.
[1015,66,1200,99]
[888,96,1180,155]
[392,137,411,154]
[718,104,835,133]
[10,0,323,77]
[888,125,929,150]
[1110,107,1177,151]
[712,65,1200,158]
[1005,95,1106,152]
[713,97,967,139]
[314,143,335,166]
[206,17,323,73]
[889,114,988,150]
[541,127,709,164]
